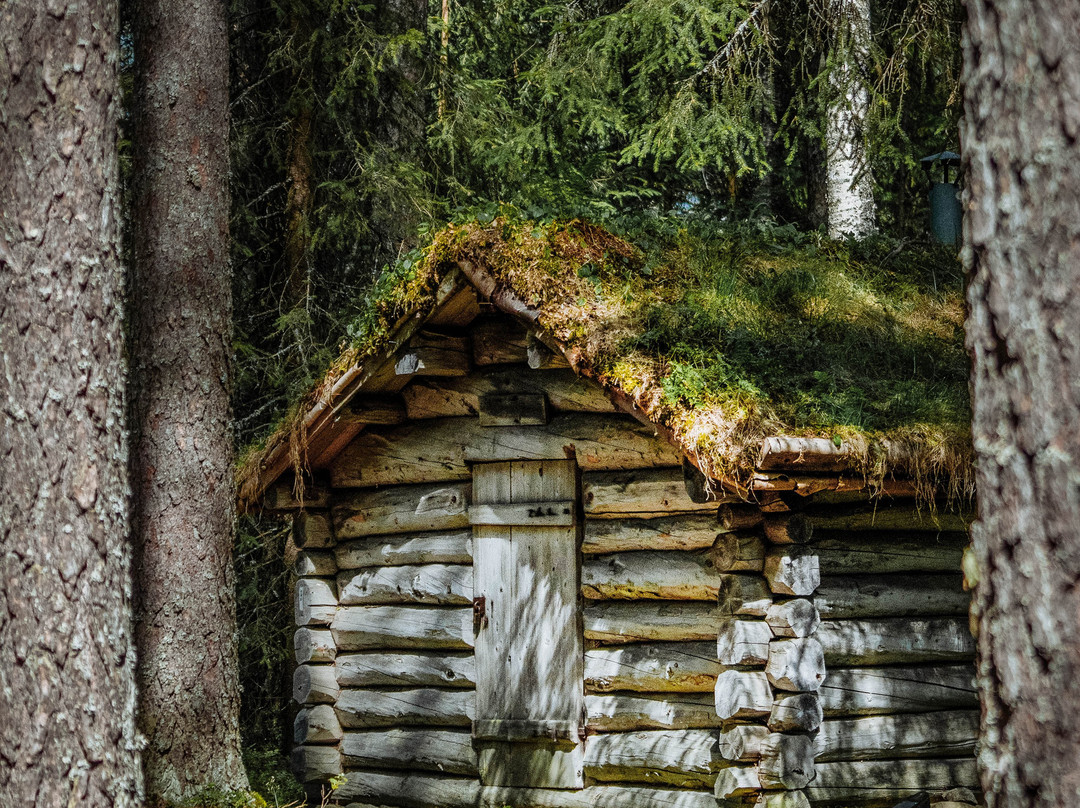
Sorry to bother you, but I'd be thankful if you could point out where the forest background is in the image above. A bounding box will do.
[121,0,962,800]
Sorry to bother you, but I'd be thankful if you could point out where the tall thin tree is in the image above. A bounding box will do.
[963,1,1080,806]
[131,0,247,798]
[0,1,142,805]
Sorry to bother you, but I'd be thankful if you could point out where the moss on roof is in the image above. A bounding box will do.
[241,213,974,505]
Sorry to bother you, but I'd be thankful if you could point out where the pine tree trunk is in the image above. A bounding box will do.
[131,0,247,798]
[0,2,142,806]
[963,2,1080,806]
[824,0,875,237]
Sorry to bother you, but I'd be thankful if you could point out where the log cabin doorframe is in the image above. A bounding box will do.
[469,459,585,789]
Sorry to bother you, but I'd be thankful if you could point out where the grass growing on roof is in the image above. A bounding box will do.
[240,208,972,504]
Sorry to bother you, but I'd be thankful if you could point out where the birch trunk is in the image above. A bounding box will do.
[824,0,875,237]
[131,0,246,797]
[0,2,142,804]
[964,0,1080,805]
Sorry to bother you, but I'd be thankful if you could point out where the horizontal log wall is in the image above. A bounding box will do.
[288,324,979,806]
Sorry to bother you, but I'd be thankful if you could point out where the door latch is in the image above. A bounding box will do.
[472,596,488,630]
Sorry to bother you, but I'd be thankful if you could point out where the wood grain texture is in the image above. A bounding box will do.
[330,414,680,487]
[402,367,617,419]
[331,605,474,650]
[804,758,978,803]
[333,482,471,538]
[816,617,975,665]
[335,687,475,728]
[818,665,977,716]
[342,729,478,775]
[584,729,719,788]
[583,516,721,554]
[338,563,472,605]
[814,710,979,762]
[583,469,723,518]
[814,574,968,619]
[585,602,723,643]
[335,651,475,688]
[584,642,722,693]
[587,694,723,731]
[335,530,473,568]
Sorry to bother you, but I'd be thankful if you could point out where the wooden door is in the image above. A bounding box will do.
[470,460,584,788]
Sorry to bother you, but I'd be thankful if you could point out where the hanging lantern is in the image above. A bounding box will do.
[921,151,962,246]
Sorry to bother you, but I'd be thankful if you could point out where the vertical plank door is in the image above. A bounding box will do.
[471,460,584,788]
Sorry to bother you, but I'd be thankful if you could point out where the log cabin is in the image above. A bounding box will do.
[238,222,980,808]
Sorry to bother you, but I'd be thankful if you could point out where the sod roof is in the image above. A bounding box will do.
[237,217,973,510]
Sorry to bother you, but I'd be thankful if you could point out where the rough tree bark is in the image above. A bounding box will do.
[0,2,143,806]
[824,0,876,237]
[963,2,1080,806]
[131,0,247,799]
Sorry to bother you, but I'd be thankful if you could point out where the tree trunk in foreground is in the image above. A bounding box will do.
[0,2,142,806]
[963,2,1080,806]
[825,0,876,238]
[132,0,247,799]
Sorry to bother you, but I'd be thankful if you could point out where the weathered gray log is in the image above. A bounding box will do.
[816,617,974,665]
[583,552,731,600]
[330,414,681,487]
[712,533,767,572]
[814,710,979,762]
[719,575,773,617]
[394,331,470,377]
[264,481,329,510]
[401,368,617,419]
[584,729,719,788]
[765,600,820,639]
[716,621,772,667]
[768,693,822,732]
[766,638,825,692]
[293,664,339,704]
[335,687,475,728]
[582,516,720,555]
[294,704,343,744]
[713,766,760,799]
[470,317,528,365]
[346,394,407,425]
[717,505,764,532]
[805,505,971,533]
[478,392,549,426]
[814,574,968,619]
[293,511,334,548]
[584,469,722,519]
[295,578,338,626]
[335,771,718,808]
[335,651,475,688]
[818,665,977,716]
[753,791,810,808]
[294,627,336,664]
[717,725,770,762]
[757,733,814,790]
[331,605,473,650]
[296,550,337,577]
[812,535,966,574]
[804,758,979,803]
[585,602,722,643]
[758,437,855,472]
[342,729,478,775]
[714,670,773,720]
[334,482,471,538]
[337,563,472,605]
[764,548,820,597]
[584,642,722,692]
[291,745,341,782]
[335,529,473,569]
[763,515,813,545]
[586,694,722,731]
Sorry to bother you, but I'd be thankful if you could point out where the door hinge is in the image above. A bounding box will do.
[472,595,488,630]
